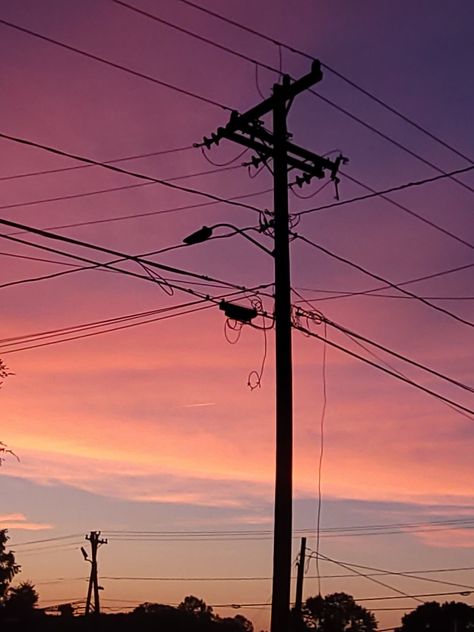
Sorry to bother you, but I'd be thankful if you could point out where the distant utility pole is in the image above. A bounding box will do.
[294,536,307,622]
[199,61,344,632]
[82,531,107,615]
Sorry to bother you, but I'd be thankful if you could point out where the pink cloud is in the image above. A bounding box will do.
[0,512,52,531]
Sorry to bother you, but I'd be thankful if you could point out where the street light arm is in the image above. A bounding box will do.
[183,222,274,257]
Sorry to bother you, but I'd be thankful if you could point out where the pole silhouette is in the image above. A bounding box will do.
[84,531,107,615]
[197,61,344,632]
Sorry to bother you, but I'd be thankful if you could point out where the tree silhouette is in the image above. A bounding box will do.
[178,595,214,619]
[3,580,38,618]
[0,360,17,467]
[0,359,12,388]
[0,530,20,602]
[397,600,474,631]
[302,592,377,632]
[218,613,254,632]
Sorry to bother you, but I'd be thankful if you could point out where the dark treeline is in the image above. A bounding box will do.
[3,529,474,631]
[1,599,256,632]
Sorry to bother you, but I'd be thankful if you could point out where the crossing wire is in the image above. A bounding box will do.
[1,14,470,250]
[0,132,263,216]
[294,232,473,328]
[176,0,474,164]
[0,163,245,214]
[0,17,230,111]
[111,0,474,196]
[0,144,195,182]
[293,323,474,418]
[297,166,474,250]
[320,316,473,393]
[295,262,474,303]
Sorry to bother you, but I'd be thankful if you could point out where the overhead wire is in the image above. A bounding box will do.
[296,289,474,303]
[322,316,474,393]
[295,262,474,303]
[315,321,327,595]
[8,187,274,235]
[0,162,247,215]
[293,232,474,328]
[0,251,82,267]
[0,216,269,293]
[113,0,474,197]
[0,144,194,183]
[0,224,268,292]
[308,550,425,605]
[174,0,473,165]
[293,323,474,418]
[0,17,230,111]
[296,167,474,250]
[293,288,473,420]
[0,132,264,216]
[2,4,471,262]
[1,35,470,253]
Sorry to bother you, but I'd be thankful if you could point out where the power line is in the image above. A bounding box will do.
[0,145,194,182]
[9,534,83,547]
[2,25,469,252]
[320,315,473,393]
[116,0,474,197]
[0,131,263,215]
[310,551,425,605]
[296,289,474,302]
[175,0,473,165]
[0,18,230,111]
[0,216,267,293]
[0,250,82,267]
[0,162,246,215]
[321,558,474,593]
[294,323,474,417]
[296,166,474,250]
[294,232,474,328]
[0,224,267,293]
[295,262,474,302]
[0,284,272,355]
[340,171,474,251]
[7,187,273,235]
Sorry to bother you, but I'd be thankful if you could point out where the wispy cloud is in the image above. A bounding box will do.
[0,513,53,531]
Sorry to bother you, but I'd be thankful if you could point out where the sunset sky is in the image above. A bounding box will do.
[1,1,473,630]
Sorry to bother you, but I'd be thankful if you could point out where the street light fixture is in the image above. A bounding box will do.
[183,223,274,257]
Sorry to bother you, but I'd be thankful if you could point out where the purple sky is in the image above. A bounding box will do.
[1,1,473,629]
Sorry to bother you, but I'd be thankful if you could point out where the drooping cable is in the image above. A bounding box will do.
[0,132,262,215]
[293,323,474,418]
[0,18,230,111]
[294,232,473,328]
[0,145,194,183]
[315,321,327,595]
[115,0,474,196]
[295,262,474,302]
[296,166,474,250]
[174,0,473,165]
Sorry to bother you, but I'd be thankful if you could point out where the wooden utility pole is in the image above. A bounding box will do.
[199,62,344,632]
[294,536,307,621]
[84,531,107,615]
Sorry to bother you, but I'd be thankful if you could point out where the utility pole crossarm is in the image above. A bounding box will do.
[198,61,346,187]
[222,60,323,136]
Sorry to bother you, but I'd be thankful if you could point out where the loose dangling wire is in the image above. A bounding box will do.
[224,318,243,344]
[247,299,268,390]
[137,262,174,296]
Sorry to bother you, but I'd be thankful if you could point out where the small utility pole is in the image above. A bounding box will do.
[83,531,107,615]
[199,61,344,632]
[294,536,307,620]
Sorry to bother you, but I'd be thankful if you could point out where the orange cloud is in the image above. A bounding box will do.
[0,513,52,531]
